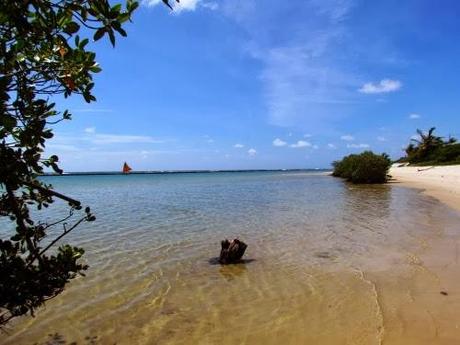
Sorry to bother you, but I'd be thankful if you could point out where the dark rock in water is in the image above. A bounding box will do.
[219,238,247,264]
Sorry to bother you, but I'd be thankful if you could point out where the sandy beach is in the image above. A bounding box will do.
[390,164,460,212]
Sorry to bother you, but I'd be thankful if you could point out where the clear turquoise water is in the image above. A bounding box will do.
[3,171,460,344]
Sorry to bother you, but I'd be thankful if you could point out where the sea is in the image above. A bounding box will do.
[2,171,460,345]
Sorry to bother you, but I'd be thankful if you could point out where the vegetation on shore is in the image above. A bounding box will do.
[0,0,183,326]
[397,127,460,166]
[332,151,392,184]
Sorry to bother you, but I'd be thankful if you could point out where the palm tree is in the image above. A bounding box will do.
[410,127,443,161]
[446,136,458,145]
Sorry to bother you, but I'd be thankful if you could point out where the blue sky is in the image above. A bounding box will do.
[48,0,460,171]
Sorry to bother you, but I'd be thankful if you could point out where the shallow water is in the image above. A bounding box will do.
[2,171,460,344]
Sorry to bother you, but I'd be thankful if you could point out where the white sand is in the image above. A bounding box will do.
[390,164,460,211]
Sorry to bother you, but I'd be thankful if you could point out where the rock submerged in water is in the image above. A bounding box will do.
[219,238,247,264]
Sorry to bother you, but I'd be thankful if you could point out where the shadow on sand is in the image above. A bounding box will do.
[208,257,256,265]
[33,333,100,345]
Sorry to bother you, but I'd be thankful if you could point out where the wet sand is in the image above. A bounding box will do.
[387,164,460,344]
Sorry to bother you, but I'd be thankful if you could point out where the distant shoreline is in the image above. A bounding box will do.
[41,168,331,177]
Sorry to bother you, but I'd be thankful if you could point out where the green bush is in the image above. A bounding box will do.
[332,151,391,184]
[425,143,460,164]
[402,128,460,165]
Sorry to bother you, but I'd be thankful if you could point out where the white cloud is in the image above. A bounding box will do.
[143,0,163,7]
[201,1,218,10]
[248,148,257,156]
[203,135,214,143]
[327,143,337,149]
[273,138,287,147]
[46,143,79,152]
[222,0,359,129]
[347,143,370,148]
[90,134,163,144]
[143,0,216,12]
[340,135,354,141]
[174,0,200,12]
[84,127,96,134]
[290,140,311,148]
[72,108,113,113]
[304,134,312,138]
[312,144,319,149]
[233,143,244,148]
[409,113,421,119]
[358,79,402,94]
[143,0,198,11]
[377,136,386,142]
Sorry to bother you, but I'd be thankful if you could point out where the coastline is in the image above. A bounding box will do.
[390,164,460,212]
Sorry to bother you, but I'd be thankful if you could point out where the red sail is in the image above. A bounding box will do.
[122,162,132,174]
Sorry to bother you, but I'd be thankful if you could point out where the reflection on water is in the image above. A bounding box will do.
[2,171,460,344]
[218,263,248,281]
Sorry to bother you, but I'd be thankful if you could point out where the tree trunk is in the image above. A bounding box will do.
[219,238,247,264]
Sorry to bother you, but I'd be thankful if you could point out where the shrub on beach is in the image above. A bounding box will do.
[402,127,460,165]
[332,151,392,184]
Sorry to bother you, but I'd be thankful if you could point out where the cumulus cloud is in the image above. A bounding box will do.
[347,143,370,148]
[143,0,197,11]
[84,127,96,134]
[340,135,354,141]
[409,113,421,119]
[377,136,386,142]
[233,143,244,148]
[143,0,216,12]
[358,79,402,94]
[290,140,311,148]
[327,143,337,149]
[273,138,287,147]
[248,148,257,156]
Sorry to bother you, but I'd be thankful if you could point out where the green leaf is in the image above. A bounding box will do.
[2,115,17,130]
[93,28,106,41]
[108,30,116,47]
[89,64,102,73]
[10,234,22,241]
[118,13,131,23]
[112,4,122,12]
[64,22,80,35]
[79,38,89,49]
[115,26,127,37]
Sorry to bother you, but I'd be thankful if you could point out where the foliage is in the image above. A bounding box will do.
[332,151,392,184]
[0,0,182,325]
[401,127,460,165]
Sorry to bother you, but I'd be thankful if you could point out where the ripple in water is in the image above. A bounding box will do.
[2,171,460,345]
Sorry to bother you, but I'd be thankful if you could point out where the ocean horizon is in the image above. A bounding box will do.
[42,168,332,176]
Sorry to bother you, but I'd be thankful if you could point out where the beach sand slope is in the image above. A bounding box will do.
[390,164,460,211]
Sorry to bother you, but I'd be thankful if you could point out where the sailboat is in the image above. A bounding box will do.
[122,162,132,174]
